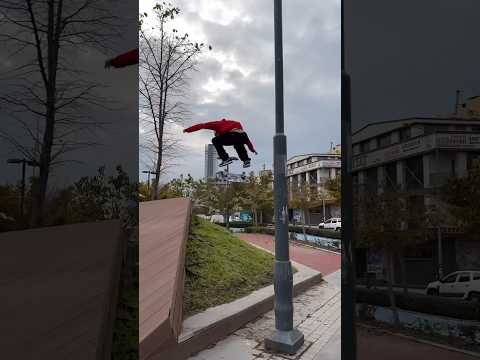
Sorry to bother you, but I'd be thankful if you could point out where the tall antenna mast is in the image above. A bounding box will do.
[455,89,461,115]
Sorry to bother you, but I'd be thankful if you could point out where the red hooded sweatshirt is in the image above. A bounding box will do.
[184,119,256,152]
[108,48,139,68]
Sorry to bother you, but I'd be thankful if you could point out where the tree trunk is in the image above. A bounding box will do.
[398,248,409,296]
[386,249,401,327]
[31,115,53,227]
[302,209,307,241]
[31,2,59,227]
[152,117,165,200]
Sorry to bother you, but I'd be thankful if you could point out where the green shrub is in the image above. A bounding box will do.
[289,225,341,239]
[243,225,340,239]
[217,221,255,228]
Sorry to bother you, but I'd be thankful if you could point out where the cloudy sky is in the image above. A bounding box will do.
[139,0,340,181]
[345,0,480,130]
[1,1,138,186]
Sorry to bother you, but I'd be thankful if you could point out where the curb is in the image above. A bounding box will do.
[358,323,480,358]
[155,261,323,359]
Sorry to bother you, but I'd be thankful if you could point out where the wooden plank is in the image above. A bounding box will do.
[139,198,191,360]
[0,220,125,360]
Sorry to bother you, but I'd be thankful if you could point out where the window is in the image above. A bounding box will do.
[458,273,471,282]
[442,273,457,283]
[361,141,370,153]
[400,127,411,142]
[473,273,480,280]
[379,133,392,147]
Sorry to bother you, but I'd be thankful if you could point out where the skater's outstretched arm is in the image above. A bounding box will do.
[183,121,222,133]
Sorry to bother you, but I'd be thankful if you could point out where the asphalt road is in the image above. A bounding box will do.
[357,326,479,360]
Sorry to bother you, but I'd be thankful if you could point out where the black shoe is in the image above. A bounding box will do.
[243,160,251,168]
[219,158,234,167]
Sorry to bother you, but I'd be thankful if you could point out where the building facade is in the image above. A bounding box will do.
[204,144,218,180]
[286,150,341,225]
[352,99,480,285]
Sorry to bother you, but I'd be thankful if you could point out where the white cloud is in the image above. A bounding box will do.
[202,77,235,93]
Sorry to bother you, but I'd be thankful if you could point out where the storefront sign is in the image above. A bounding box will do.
[352,132,480,171]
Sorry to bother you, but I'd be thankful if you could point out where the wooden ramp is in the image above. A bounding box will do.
[139,198,192,360]
[0,220,125,360]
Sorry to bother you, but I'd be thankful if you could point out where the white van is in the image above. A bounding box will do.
[426,270,480,301]
[318,218,341,231]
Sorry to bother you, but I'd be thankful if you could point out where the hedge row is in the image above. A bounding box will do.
[243,225,341,239]
[217,222,262,228]
[288,225,341,239]
[356,287,480,321]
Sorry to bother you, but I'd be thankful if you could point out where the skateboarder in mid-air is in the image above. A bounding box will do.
[183,118,257,168]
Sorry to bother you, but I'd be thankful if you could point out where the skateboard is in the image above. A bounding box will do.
[218,157,239,168]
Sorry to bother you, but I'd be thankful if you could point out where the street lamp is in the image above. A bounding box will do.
[264,0,304,354]
[7,158,39,218]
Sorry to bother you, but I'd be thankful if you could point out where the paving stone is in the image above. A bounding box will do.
[189,270,341,360]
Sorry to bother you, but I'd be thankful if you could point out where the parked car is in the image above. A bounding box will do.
[318,218,341,231]
[425,270,480,301]
[210,214,225,224]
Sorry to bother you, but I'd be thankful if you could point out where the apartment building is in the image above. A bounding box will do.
[286,149,341,224]
[352,97,480,285]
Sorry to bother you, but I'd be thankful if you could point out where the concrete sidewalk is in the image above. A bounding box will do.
[189,270,341,360]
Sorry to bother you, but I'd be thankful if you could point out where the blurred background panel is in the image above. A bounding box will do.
[345,1,480,358]
[0,1,138,359]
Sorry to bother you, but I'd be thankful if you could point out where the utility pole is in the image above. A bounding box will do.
[265,0,304,354]
[225,163,230,230]
[142,170,158,199]
[341,1,357,359]
[7,158,38,219]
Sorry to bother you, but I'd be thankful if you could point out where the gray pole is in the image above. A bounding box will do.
[225,165,230,230]
[322,197,326,223]
[437,227,443,278]
[265,0,304,354]
[20,160,26,218]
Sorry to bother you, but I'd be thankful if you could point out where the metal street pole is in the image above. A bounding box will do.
[225,164,230,229]
[20,160,26,217]
[322,197,326,223]
[265,0,304,354]
[7,158,38,220]
[341,1,357,359]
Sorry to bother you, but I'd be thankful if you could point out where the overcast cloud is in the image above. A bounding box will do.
[140,0,340,182]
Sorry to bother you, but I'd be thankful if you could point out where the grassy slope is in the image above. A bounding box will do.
[183,217,275,317]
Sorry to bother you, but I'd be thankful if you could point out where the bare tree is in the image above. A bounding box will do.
[0,0,121,226]
[139,2,211,200]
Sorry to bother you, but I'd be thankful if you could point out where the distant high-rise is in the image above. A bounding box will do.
[204,144,218,180]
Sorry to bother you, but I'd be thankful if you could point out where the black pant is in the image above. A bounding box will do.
[212,132,250,162]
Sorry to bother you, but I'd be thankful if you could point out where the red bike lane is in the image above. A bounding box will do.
[237,233,341,275]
